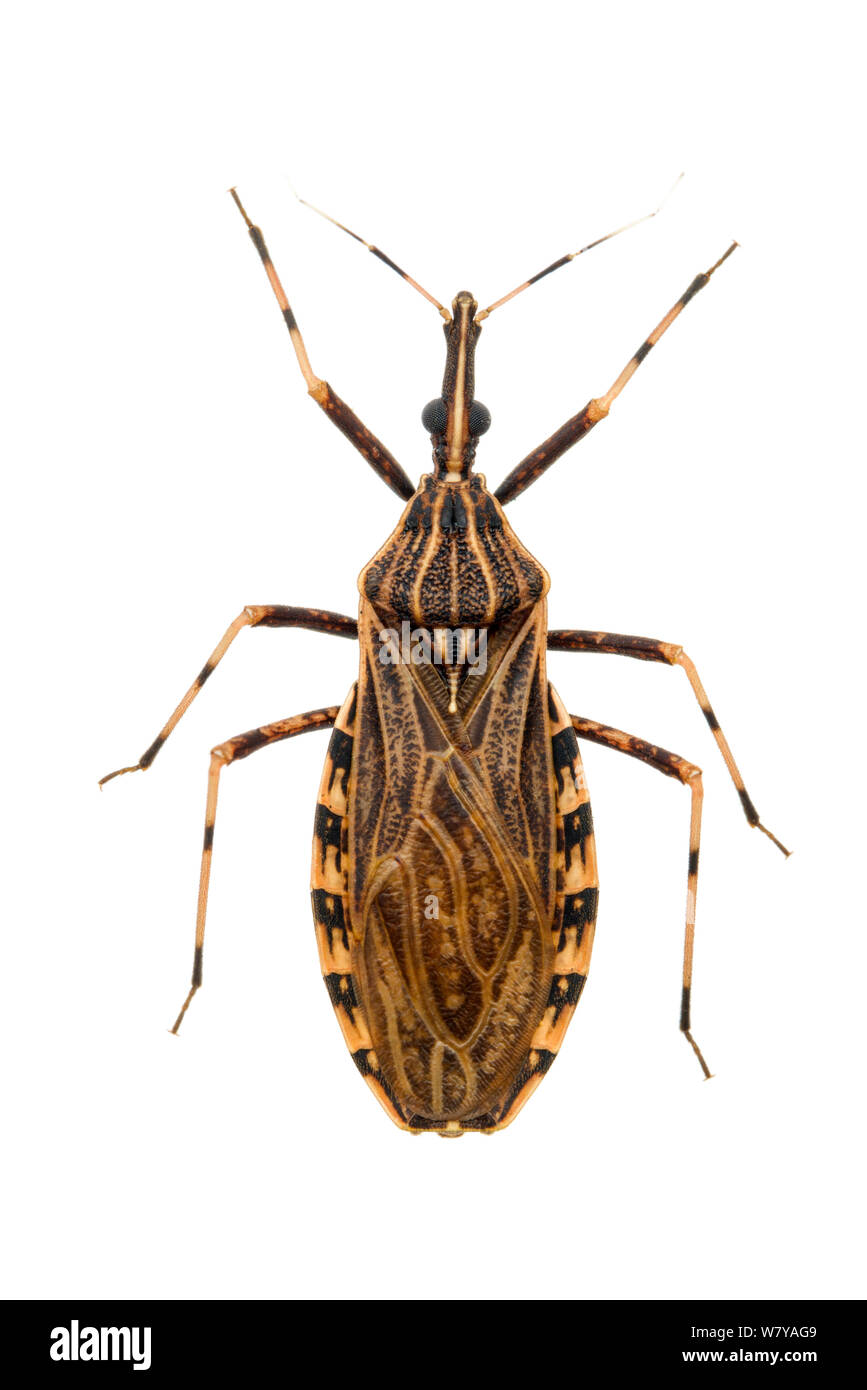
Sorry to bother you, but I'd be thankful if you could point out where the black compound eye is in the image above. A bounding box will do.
[469,400,492,436]
[422,399,449,434]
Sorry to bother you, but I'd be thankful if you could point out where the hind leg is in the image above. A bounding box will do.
[569,714,710,1077]
[171,706,339,1034]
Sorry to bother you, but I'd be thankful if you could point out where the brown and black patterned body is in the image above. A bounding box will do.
[311,477,599,1133]
[101,195,784,1134]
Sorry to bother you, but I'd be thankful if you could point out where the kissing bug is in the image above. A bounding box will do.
[101,183,788,1135]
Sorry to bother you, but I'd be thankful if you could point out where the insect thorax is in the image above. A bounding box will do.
[359,474,549,632]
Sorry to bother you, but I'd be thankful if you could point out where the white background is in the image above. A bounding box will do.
[2,2,864,1301]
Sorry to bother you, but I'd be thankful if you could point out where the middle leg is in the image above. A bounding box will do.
[100,604,356,785]
[549,628,789,855]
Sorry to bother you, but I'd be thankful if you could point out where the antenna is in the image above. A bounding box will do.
[290,183,450,320]
[475,173,684,322]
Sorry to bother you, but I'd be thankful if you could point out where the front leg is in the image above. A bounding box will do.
[549,628,789,856]
[230,189,416,502]
[100,604,356,785]
[495,243,737,505]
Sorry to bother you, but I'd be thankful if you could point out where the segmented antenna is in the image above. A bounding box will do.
[475,173,684,322]
[291,184,450,320]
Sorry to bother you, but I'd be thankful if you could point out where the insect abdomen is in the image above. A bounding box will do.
[311,678,599,1134]
[353,750,555,1122]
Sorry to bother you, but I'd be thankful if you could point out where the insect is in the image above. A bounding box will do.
[101,183,788,1135]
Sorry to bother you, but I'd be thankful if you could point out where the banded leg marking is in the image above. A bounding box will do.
[171,705,339,1034]
[495,243,738,505]
[230,188,416,502]
[548,628,789,855]
[99,604,356,785]
[569,714,710,1079]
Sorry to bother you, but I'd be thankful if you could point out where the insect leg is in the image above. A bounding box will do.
[99,605,356,785]
[171,705,339,1034]
[568,714,710,1078]
[230,188,416,501]
[495,243,738,505]
[549,628,788,855]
